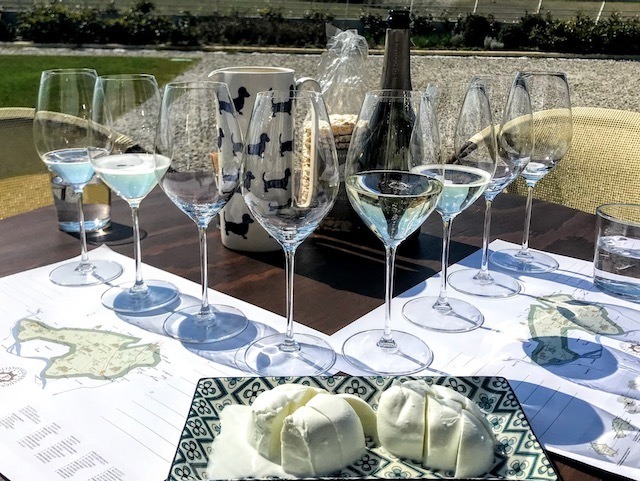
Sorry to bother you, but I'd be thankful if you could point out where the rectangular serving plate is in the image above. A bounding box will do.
[168,375,558,481]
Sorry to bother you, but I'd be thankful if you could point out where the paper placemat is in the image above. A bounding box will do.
[0,246,332,481]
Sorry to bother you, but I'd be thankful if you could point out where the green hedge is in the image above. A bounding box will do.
[3,1,640,55]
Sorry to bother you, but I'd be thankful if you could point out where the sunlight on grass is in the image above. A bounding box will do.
[0,55,199,108]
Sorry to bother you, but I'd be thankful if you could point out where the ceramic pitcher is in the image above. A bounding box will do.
[209,66,320,252]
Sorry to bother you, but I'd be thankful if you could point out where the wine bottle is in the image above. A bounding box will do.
[358,9,415,173]
[380,9,412,91]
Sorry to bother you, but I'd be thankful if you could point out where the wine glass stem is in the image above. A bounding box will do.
[198,226,211,315]
[520,185,534,254]
[74,188,90,267]
[130,206,147,293]
[479,198,493,274]
[382,244,398,343]
[436,217,453,308]
[283,247,297,344]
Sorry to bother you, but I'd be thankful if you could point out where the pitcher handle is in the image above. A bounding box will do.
[295,77,321,93]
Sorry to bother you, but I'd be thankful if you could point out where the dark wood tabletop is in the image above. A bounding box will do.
[0,189,630,481]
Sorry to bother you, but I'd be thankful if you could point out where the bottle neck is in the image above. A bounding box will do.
[380,28,412,90]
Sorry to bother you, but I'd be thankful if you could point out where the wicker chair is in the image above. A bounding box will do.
[0,107,52,219]
[507,106,640,214]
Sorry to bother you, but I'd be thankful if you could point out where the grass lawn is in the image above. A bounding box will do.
[0,55,198,108]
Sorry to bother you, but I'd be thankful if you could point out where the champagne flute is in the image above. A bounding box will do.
[448,73,534,297]
[403,77,497,332]
[341,90,443,375]
[91,74,179,313]
[241,90,339,376]
[34,68,123,286]
[156,81,248,343]
[491,72,572,273]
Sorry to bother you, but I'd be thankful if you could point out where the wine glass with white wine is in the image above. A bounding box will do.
[91,74,179,313]
[402,77,497,332]
[491,72,572,274]
[34,68,123,286]
[341,90,443,375]
[448,73,533,297]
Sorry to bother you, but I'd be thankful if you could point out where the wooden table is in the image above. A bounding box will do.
[0,189,629,481]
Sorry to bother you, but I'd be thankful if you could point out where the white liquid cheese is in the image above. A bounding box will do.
[377,380,496,478]
[247,384,375,477]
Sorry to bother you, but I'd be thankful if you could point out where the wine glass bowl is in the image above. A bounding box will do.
[156,81,248,343]
[340,90,444,375]
[90,74,179,314]
[491,72,572,274]
[241,89,339,376]
[402,77,497,332]
[34,68,123,286]
[448,73,534,298]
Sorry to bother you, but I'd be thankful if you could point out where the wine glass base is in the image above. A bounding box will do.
[101,280,180,314]
[491,248,559,274]
[163,304,248,343]
[243,333,336,376]
[49,259,123,287]
[448,269,521,298]
[403,296,484,332]
[341,329,433,375]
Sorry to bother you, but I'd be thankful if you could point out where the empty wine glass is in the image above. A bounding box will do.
[341,90,443,375]
[241,90,339,376]
[91,74,179,313]
[491,72,572,273]
[156,81,248,343]
[403,77,497,332]
[34,68,123,286]
[448,73,534,297]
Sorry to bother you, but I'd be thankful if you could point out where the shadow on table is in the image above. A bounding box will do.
[240,229,476,300]
[512,380,609,447]
[183,320,277,373]
[64,222,139,246]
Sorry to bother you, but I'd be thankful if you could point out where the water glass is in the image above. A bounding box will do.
[594,203,640,301]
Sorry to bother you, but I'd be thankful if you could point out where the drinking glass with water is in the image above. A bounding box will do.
[594,203,640,301]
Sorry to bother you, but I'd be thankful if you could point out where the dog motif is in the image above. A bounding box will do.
[243,170,256,190]
[233,86,251,115]
[224,212,254,239]
[217,128,224,149]
[247,133,270,156]
[263,168,291,193]
[271,89,294,117]
[279,133,293,157]
[231,133,243,157]
[218,98,235,115]
[221,169,239,195]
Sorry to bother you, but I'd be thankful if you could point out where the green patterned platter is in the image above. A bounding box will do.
[168,376,558,481]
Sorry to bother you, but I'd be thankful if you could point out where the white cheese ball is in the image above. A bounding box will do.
[281,393,365,476]
[248,384,324,462]
[377,381,496,477]
[248,384,368,477]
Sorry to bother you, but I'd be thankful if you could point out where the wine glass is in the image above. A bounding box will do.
[402,77,497,332]
[341,90,443,375]
[34,68,123,286]
[156,81,248,343]
[241,89,339,376]
[491,72,572,273]
[448,73,534,297]
[90,74,179,313]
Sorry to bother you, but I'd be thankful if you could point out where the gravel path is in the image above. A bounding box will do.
[3,45,639,110]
